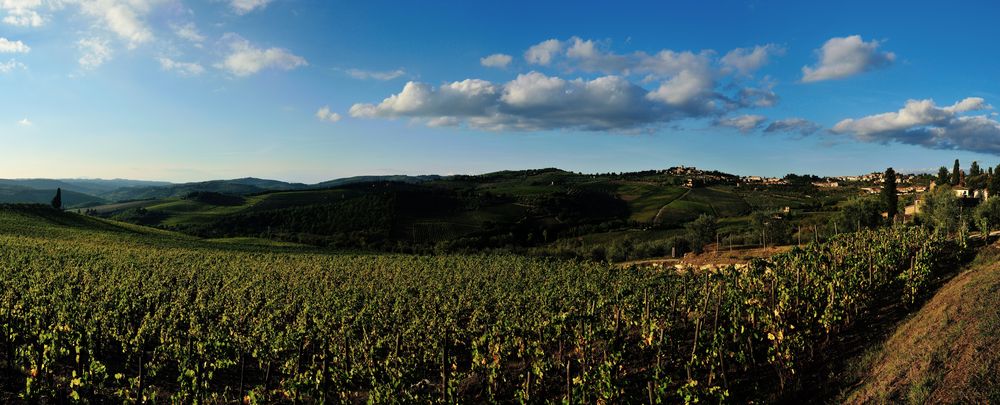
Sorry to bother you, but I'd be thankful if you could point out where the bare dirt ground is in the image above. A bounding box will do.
[624,244,793,268]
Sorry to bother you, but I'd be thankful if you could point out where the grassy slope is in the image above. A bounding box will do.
[654,187,751,226]
[0,186,104,208]
[615,182,687,222]
[105,189,357,227]
[0,204,316,254]
[841,245,1000,404]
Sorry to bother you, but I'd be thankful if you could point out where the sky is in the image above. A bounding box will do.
[3,0,1000,183]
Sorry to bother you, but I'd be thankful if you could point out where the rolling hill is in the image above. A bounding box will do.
[0,178,170,196]
[0,185,105,208]
[77,168,858,260]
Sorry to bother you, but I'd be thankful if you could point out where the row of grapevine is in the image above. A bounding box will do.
[0,211,961,403]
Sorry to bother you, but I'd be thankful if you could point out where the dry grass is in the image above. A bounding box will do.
[841,245,1000,404]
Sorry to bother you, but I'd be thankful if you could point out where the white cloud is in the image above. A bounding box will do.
[716,114,767,133]
[831,97,1000,154]
[645,69,715,112]
[764,118,820,135]
[736,84,778,108]
[1,0,44,27]
[480,53,512,68]
[77,37,112,69]
[229,0,272,14]
[218,34,307,77]
[353,37,787,133]
[75,0,163,49]
[345,68,405,81]
[524,39,561,66]
[0,58,25,73]
[315,106,341,123]
[350,72,711,132]
[158,57,204,76]
[0,37,29,53]
[802,35,895,82]
[518,37,776,115]
[563,37,632,73]
[721,44,784,76]
[17,117,31,126]
[171,22,205,43]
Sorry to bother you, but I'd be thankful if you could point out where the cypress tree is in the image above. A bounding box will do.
[952,159,962,185]
[882,168,898,222]
[51,188,62,210]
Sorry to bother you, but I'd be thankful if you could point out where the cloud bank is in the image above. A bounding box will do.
[832,97,1000,154]
[352,37,783,132]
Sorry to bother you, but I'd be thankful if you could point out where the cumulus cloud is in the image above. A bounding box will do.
[716,114,767,133]
[229,0,272,14]
[350,72,716,132]
[158,57,204,76]
[315,106,341,123]
[721,44,784,76]
[345,68,405,81]
[218,34,306,77]
[524,39,561,65]
[480,53,512,68]
[764,118,820,135]
[0,58,25,73]
[17,117,31,126]
[77,37,112,69]
[831,97,1000,154]
[171,22,205,43]
[0,37,29,53]
[802,35,895,82]
[1,0,44,27]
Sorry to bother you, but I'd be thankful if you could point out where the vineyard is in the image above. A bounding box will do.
[0,205,964,403]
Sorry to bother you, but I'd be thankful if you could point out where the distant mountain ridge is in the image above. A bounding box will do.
[0,178,171,197]
[313,175,443,188]
[0,175,445,205]
[0,184,105,207]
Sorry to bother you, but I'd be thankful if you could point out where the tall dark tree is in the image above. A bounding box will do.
[991,167,1000,198]
[952,159,962,185]
[882,168,898,222]
[936,166,950,185]
[51,188,62,210]
[971,161,982,177]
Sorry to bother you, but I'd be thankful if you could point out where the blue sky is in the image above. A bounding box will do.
[3,0,1000,183]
